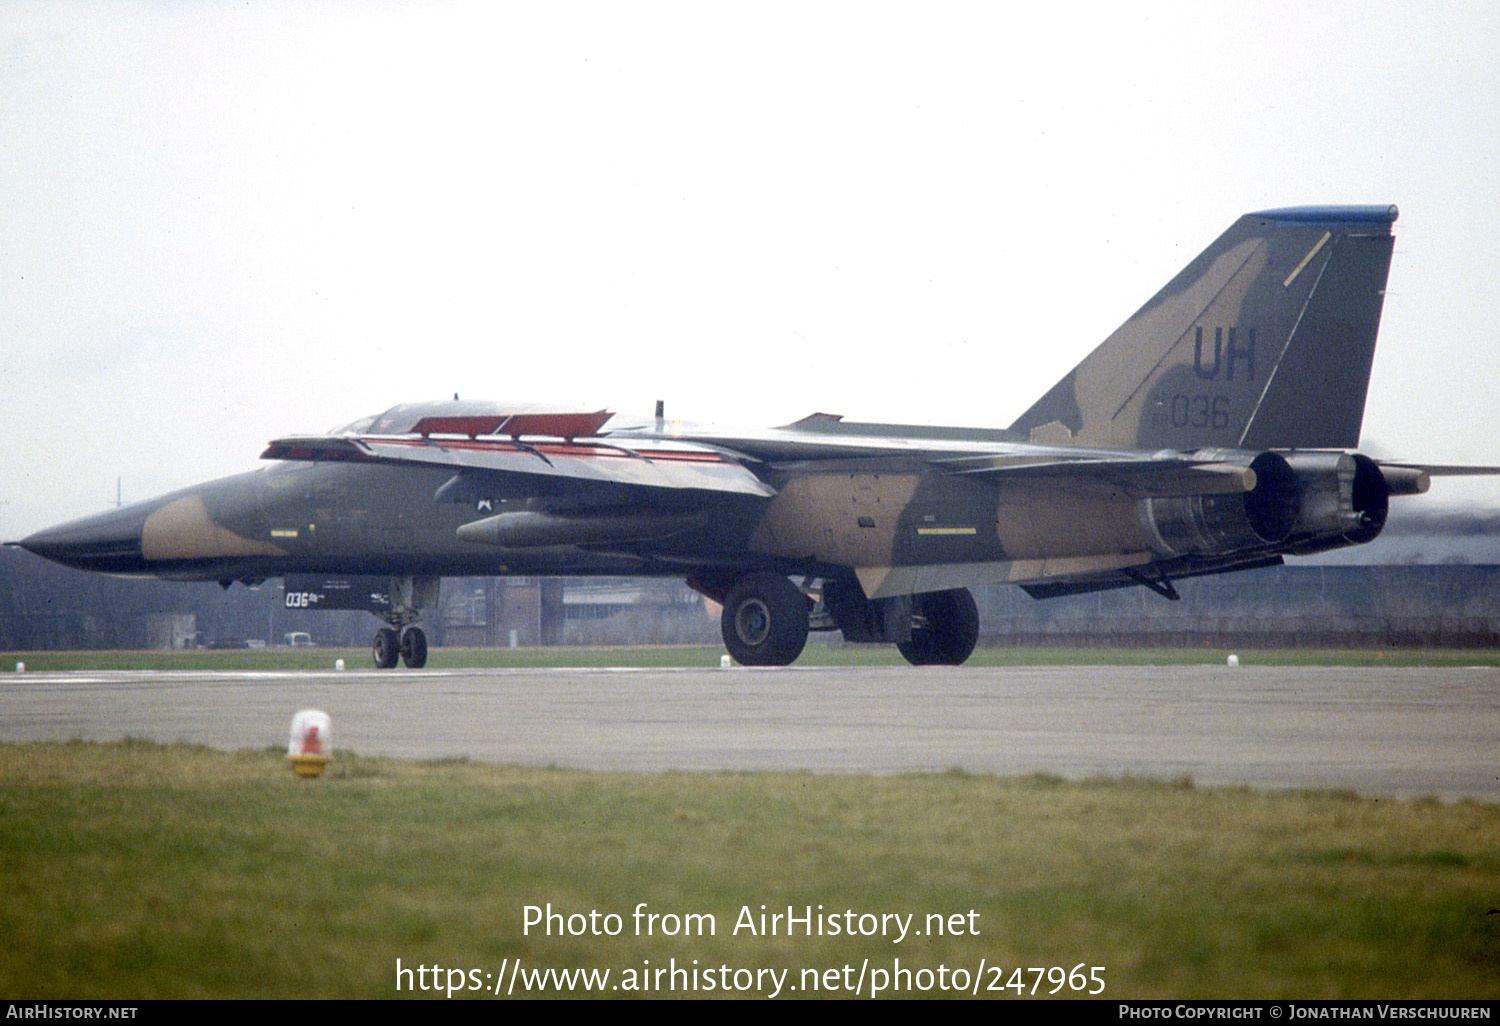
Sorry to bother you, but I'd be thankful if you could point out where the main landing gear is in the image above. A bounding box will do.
[371,575,438,669]
[693,572,980,668]
[720,572,811,667]
[896,588,980,666]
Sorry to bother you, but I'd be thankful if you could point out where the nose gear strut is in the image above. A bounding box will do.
[372,575,437,669]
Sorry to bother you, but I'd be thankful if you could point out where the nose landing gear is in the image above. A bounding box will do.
[372,625,428,669]
[374,627,400,669]
[399,625,428,668]
[371,575,437,669]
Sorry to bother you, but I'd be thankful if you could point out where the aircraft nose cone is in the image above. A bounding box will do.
[16,504,154,574]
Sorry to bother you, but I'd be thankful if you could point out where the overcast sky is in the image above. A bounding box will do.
[3,1,1498,537]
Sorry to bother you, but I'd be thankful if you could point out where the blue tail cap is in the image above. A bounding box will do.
[1250,204,1398,225]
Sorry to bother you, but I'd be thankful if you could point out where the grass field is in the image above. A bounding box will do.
[1,741,1497,999]
[6,643,1500,673]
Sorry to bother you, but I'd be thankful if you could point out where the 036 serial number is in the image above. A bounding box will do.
[1152,394,1231,430]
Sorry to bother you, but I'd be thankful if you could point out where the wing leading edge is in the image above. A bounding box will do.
[262,434,777,499]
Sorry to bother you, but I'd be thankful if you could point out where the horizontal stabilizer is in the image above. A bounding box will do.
[1376,461,1500,498]
[1378,462,1500,476]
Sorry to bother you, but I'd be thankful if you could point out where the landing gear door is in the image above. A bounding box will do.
[283,575,393,615]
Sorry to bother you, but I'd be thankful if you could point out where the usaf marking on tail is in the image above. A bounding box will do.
[15,206,1495,668]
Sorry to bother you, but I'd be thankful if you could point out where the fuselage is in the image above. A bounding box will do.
[17,460,730,583]
[15,430,1384,601]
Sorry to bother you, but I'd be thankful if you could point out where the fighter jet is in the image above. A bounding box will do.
[16,205,1490,667]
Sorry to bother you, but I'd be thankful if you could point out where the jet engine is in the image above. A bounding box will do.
[1279,452,1390,555]
[1138,451,1300,557]
[1139,450,1393,559]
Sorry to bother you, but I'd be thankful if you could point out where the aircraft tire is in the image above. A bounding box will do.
[373,627,401,669]
[721,573,809,667]
[400,626,428,669]
[897,588,980,666]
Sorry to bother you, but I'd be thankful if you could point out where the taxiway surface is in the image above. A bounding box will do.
[1,664,1495,800]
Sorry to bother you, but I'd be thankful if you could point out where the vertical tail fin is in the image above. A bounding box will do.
[1009,205,1398,451]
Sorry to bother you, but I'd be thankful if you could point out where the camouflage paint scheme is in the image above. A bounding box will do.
[18,206,1486,666]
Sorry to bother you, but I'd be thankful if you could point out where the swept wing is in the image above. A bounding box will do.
[261,433,776,499]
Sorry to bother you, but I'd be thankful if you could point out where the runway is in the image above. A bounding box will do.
[1,664,1496,800]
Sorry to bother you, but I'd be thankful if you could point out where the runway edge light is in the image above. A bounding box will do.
[287,709,332,778]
